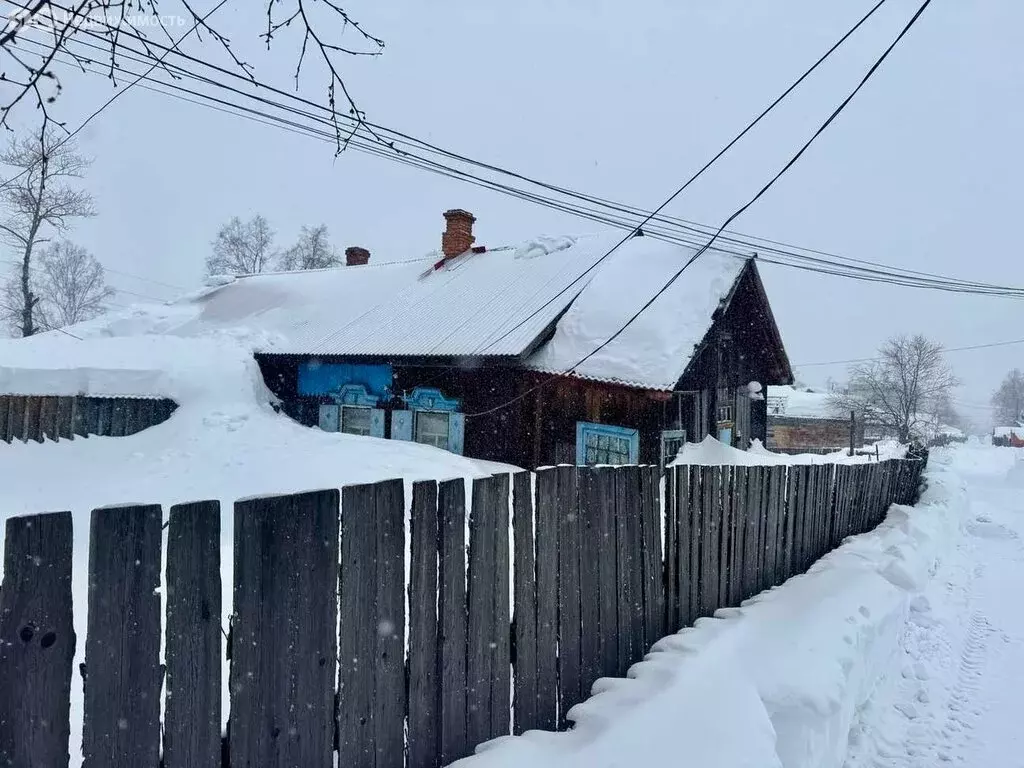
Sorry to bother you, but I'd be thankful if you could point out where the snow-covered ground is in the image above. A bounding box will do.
[843,443,1024,768]
[456,442,1024,768]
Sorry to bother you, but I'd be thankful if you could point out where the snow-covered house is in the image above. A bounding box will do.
[765,385,863,453]
[2,209,794,468]
[994,425,1024,447]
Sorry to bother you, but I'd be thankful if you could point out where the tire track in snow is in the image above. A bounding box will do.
[845,536,983,768]
[935,610,992,764]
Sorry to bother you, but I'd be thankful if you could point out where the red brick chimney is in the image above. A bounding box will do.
[345,246,370,266]
[441,209,476,259]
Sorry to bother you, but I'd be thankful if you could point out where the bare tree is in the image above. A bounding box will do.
[35,239,113,328]
[829,334,959,443]
[992,369,1024,426]
[0,1,383,146]
[0,123,94,336]
[207,214,276,276]
[279,223,338,270]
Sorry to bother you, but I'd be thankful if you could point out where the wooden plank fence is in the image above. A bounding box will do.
[0,457,926,768]
[0,395,176,443]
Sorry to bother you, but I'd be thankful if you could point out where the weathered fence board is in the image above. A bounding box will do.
[7,396,25,442]
[557,465,583,721]
[640,466,662,646]
[438,478,469,763]
[676,466,693,627]
[467,474,510,748]
[409,480,440,768]
[578,468,603,698]
[23,396,41,442]
[0,395,9,442]
[595,467,619,679]
[374,479,407,765]
[614,467,636,674]
[164,501,221,768]
[664,465,678,631]
[728,466,745,605]
[622,466,646,668]
[232,490,339,768]
[512,471,537,736]
[83,504,163,768]
[533,470,559,732]
[337,483,375,766]
[688,467,703,622]
[0,512,75,768]
[718,465,734,608]
[743,466,762,600]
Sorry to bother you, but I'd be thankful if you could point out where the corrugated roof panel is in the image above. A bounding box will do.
[159,233,750,390]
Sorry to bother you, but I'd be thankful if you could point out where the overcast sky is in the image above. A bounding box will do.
[4,0,1021,428]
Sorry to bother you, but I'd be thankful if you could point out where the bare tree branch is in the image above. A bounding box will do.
[32,238,113,328]
[829,334,959,443]
[0,119,94,335]
[1,0,384,150]
[278,223,338,270]
[207,213,277,276]
[992,369,1024,426]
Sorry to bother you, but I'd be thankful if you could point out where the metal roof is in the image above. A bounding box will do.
[167,233,750,390]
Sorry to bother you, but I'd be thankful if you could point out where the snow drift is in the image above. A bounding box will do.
[452,453,967,768]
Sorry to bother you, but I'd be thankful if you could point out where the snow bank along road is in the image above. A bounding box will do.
[844,445,1024,768]
[454,444,1024,768]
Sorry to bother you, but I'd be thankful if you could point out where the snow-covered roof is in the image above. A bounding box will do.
[766,385,839,420]
[995,426,1024,438]
[52,233,749,392]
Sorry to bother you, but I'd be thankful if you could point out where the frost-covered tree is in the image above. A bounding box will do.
[992,369,1024,426]
[36,240,114,329]
[207,214,276,276]
[1,240,113,334]
[829,334,959,443]
[0,124,94,336]
[279,224,339,270]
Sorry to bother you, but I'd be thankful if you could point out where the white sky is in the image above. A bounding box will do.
[3,0,1021,429]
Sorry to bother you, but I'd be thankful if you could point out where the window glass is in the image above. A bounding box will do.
[415,411,450,450]
[341,406,372,436]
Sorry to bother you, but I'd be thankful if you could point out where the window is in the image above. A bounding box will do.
[415,411,450,451]
[576,422,639,466]
[661,429,687,466]
[341,406,372,436]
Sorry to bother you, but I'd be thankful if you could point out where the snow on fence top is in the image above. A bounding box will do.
[670,436,906,466]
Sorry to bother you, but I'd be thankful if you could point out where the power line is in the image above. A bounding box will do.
[33,21,1024,300]
[0,0,228,190]
[466,0,935,419]
[0,257,169,302]
[17,37,1022,305]
[28,1,1024,298]
[13,2,1021,306]
[17,6,1024,300]
[795,337,1024,368]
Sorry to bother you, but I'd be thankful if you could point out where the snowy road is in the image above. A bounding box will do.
[845,451,1024,768]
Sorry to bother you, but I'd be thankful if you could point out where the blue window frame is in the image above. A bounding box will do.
[394,387,465,455]
[576,422,639,466]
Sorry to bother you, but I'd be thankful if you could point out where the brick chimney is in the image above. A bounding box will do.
[345,246,370,266]
[441,209,476,259]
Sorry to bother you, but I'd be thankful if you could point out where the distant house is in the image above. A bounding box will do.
[994,426,1024,447]
[766,385,862,454]
[3,209,795,467]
